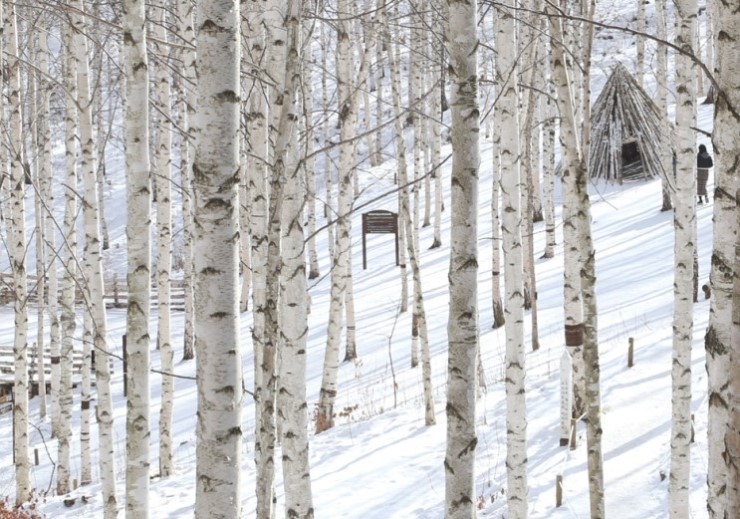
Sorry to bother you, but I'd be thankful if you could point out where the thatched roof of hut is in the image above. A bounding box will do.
[589,63,674,183]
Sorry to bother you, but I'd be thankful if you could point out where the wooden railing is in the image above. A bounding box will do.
[0,272,186,311]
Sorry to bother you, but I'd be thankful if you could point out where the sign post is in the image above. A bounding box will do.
[361,210,399,269]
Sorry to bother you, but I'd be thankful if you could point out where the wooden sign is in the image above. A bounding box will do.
[560,349,573,447]
[361,210,399,270]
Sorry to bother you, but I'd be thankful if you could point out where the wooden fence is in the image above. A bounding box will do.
[0,273,186,311]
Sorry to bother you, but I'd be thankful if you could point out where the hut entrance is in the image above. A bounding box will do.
[620,138,643,180]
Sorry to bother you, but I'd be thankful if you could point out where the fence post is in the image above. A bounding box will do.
[628,337,634,368]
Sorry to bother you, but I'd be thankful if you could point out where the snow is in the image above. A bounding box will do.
[0,2,721,517]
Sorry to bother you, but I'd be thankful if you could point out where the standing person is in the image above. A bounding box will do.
[697,144,713,204]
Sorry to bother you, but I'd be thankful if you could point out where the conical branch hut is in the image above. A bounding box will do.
[589,63,674,185]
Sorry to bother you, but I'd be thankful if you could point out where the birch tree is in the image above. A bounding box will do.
[670,0,697,515]
[549,0,605,515]
[193,0,243,515]
[152,0,175,479]
[316,0,374,432]
[6,0,31,504]
[444,0,479,516]
[178,0,196,362]
[388,8,435,426]
[495,3,527,515]
[123,0,152,513]
[276,4,315,516]
[655,0,673,212]
[73,0,117,513]
[30,38,48,420]
[57,19,79,496]
[707,1,739,517]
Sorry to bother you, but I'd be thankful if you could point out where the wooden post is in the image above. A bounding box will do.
[556,474,563,507]
[691,413,695,443]
[34,448,39,466]
[627,337,634,368]
[560,349,573,446]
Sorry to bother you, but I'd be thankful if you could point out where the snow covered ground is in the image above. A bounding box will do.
[0,1,721,517]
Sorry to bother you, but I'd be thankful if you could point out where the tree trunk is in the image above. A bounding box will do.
[708,3,739,517]
[57,20,79,496]
[178,0,196,362]
[193,0,243,516]
[153,0,174,480]
[123,0,152,513]
[655,0,673,212]
[444,0,479,516]
[495,4,527,516]
[277,7,315,515]
[6,1,31,504]
[39,21,62,438]
[670,1,697,516]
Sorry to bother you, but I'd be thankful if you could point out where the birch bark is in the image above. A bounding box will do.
[277,6,315,516]
[193,0,242,516]
[706,2,738,517]
[153,0,174,479]
[123,0,152,513]
[6,1,31,504]
[178,0,196,362]
[444,0,479,516]
[57,20,78,496]
[495,4,527,515]
[670,1,697,516]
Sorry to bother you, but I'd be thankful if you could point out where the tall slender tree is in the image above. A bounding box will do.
[6,0,31,504]
[495,3,527,515]
[444,0,479,516]
[193,0,242,515]
[671,0,698,516]
[706,1,738,517]
[152,0,175,480]
[123,0,152,513]
[57,19,79,496]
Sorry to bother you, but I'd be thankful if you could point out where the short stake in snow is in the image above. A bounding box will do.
[628,337,635,368]
[556,474,564,507]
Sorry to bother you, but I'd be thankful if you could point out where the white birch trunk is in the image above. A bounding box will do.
[541,64,557,259]
[729,193,740,519]
[39,22,62,438]
[304,53,320,280]
[30,39,48,420]
[444,0,479,516]
[278,8,315,516]
[577,2,605,513]
[670,1,697,516]
[655,0,673,211]
[317,0,354,433]
[193,0,242,516]
[153,0,174,480]
[317,0,376,431]
[495,4,527,516]
[81,311,93,485]
[73,2,117,514]
[430,11,443,250]
[705,3,737,517]
[6,1,30,503]
[388,18,435,425]
[178,0,196,362]
[550,2,585,421]
[124,0,152,513]
[57,21,78,496]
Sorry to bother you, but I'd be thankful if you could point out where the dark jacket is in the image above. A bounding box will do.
[697,147,713,169]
